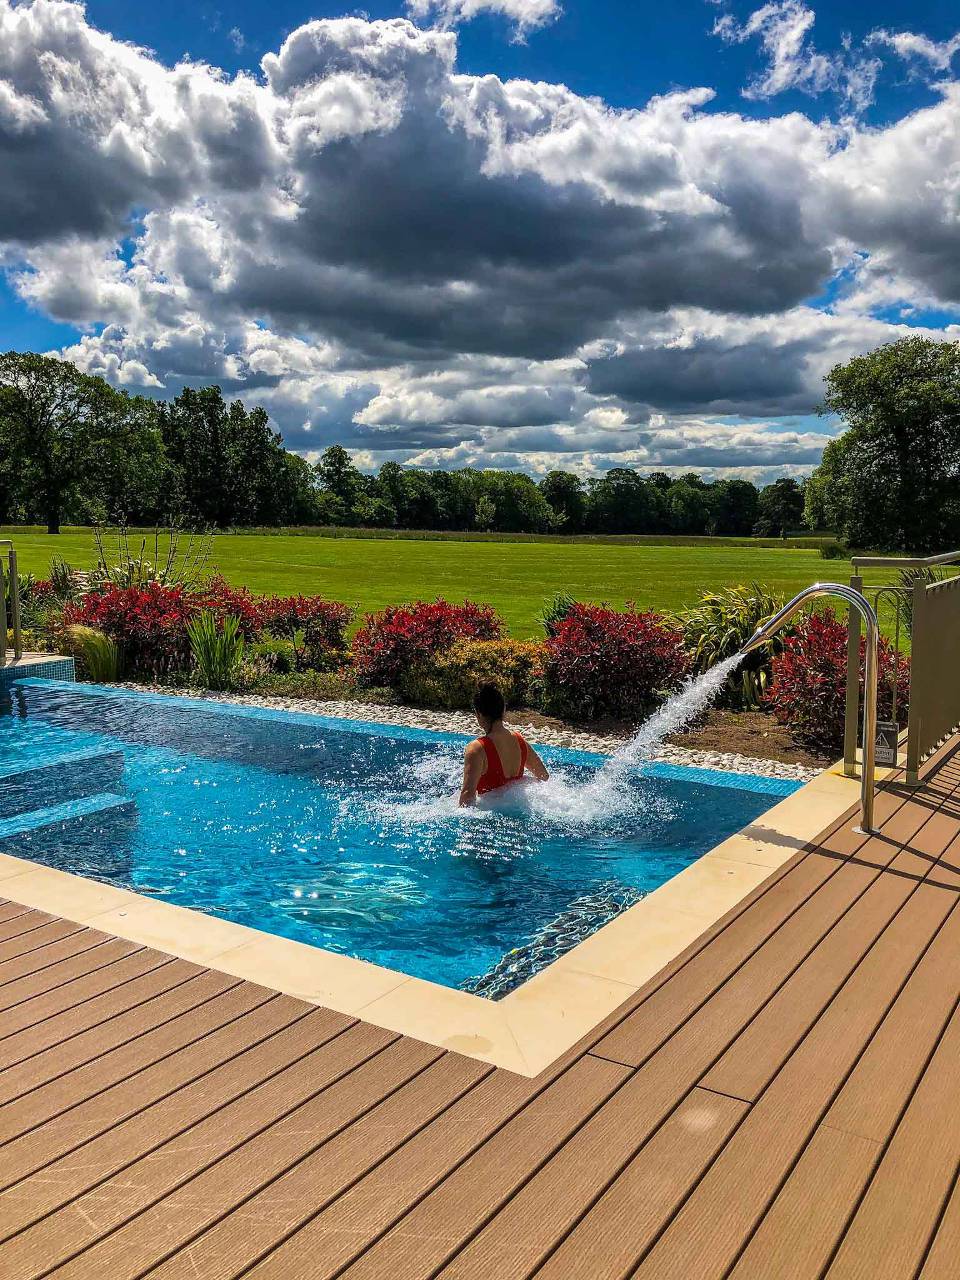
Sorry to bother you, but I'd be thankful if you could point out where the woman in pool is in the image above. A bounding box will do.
[459,682,549,807]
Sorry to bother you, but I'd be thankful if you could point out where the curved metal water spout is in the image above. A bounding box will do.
[741,583,880,834]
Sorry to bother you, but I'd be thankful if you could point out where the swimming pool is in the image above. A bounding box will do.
[1,679,800,994]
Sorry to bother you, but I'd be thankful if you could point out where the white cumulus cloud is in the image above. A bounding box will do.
[0,2,959,478]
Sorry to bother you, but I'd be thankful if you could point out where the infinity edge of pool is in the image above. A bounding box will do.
[0,681,863,1075]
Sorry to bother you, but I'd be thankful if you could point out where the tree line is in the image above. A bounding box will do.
[0,351,805,537]
[4,336,960,550]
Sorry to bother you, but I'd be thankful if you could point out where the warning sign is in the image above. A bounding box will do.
[875,721,898,767]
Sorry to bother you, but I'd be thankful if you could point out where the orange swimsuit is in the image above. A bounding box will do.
[476,732,528,796]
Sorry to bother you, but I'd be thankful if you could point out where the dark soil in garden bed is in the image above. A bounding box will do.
[511,705,830,768]
[665,709,832,767]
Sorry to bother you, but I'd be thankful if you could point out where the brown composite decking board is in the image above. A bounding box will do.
[0,925,118,990]
[1,744,960,1278]
[0,943,158,1039]
[0,916,84,963]
[0,962,229,1110]
[0,986,292,1176]
[0,907,61,944]
[0,902,33,926]
[0,998,333,1234]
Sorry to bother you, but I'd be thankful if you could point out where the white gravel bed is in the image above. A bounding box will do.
[108,683,821,784]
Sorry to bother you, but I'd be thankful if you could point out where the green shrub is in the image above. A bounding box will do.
[538,591,578,637]
[245,667,396,704]
[675,583,784,710]
[7,627,50,654]
[187,611,245,691]
[63,624,120,682]
[400,639,543,710]
[250,631,297,674]
[819,540,848,560]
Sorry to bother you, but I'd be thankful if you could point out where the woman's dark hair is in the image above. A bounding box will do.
[473,682,505,722]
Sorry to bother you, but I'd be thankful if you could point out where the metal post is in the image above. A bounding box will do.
[843,573,863,777]
[8,547,21,661]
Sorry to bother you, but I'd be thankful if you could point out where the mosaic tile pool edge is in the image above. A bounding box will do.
[11,676,802,799]
[2,658,75,689]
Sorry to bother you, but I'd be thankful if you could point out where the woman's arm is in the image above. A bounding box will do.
[525,744,550,782]
[459,741,487,807]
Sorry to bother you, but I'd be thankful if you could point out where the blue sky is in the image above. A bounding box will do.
[1,0,959,480]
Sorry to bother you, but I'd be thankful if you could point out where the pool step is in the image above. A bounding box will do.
[0,792,137,844]
[0,750,125,819]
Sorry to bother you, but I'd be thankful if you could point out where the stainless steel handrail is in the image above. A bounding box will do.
[852,550,960,569]
[741,583,880,834]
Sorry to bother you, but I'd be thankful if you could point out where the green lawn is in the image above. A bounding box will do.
[5,525,893,637]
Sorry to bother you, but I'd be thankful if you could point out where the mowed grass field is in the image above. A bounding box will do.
[5,526,893,637]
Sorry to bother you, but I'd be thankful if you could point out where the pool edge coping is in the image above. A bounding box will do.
[0,765,865,1077]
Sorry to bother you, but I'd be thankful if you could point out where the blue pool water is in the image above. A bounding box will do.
[1,680,800,994]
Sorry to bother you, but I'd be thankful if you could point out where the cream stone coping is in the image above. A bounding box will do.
[0,767,860,1077]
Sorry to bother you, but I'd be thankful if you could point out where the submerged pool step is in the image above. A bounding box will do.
[0,792,137,843]
[0,750,125,819]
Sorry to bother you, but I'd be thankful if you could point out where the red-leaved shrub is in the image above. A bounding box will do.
[256,594,353,670]
[65,581,352,682]
[765,609,910,754]
[65,583,195,680]
[195,577,263,639]
[257,595,352,649]
[539,603,689,721]
[352,600,503,689]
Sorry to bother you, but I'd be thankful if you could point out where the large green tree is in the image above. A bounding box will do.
[754,478,805,538]
[158,387,314,528]
[539,470,586,532]
[586,469,665,533]
[809,336,960,552]
[0,352,166,533]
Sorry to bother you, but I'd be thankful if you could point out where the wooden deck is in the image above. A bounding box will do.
[3,742,960,1278]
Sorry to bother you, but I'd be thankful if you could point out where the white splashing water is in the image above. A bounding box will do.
[605,653,746,776]
[529,653,745,823]
[366,653,745,831]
